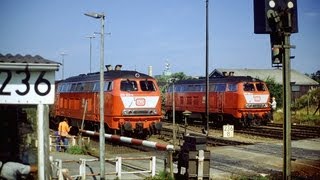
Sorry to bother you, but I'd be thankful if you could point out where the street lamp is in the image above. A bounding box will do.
[169,78,177,147]
[86,35,95,73]
[84,12,106,180]
[182,110,192,136]
[60,52,67,80]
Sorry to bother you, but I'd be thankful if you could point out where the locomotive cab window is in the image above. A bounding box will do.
[244,83,255,91]
[105,81,113,91]
[256,83,266,91]
[227,83,238,92]
[140,80,156,91]
[121,80,138,91]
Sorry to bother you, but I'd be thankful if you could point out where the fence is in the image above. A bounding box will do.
[49,134,90,152]
[51,156,157,179]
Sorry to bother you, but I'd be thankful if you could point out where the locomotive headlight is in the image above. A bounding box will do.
[122,110,128,115]
[148,109,157,115]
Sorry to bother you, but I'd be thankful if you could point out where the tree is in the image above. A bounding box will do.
[265,77,283,108]
[155,72,193,114]
[310,70,320,84]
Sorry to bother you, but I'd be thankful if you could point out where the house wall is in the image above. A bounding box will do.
[0,105,37,164]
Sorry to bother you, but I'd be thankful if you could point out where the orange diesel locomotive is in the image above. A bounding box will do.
[53,66,162,137]
[165,76,271,126]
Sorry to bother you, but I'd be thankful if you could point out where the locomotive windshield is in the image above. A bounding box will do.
[140,80,156,91]
[243,83,255,91]
[256,83,267,91]
[121,79,138,91]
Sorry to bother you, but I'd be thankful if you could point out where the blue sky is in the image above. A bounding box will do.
[0,0,319,80]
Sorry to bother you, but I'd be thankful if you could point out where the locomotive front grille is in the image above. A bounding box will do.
[245,103,268,109]
[122,108,158,116]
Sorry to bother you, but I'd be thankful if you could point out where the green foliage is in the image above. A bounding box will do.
[231,174,270,180]
[66,145,88,155]
[155,72,193,114]
[264,77,283,107]
[144,171,174,180]
[292,88,320,110]
[308,70,320,84]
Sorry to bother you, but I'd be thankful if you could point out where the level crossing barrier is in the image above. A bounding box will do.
[79,129,175,177]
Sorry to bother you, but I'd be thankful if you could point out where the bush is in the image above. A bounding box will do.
[66,145,88,155]
[144,171,174,180]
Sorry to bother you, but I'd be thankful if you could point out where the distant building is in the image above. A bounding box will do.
[210,68,319,100]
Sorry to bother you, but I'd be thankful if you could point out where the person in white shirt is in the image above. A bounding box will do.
[269,97,277,121]
[0,161,37,180]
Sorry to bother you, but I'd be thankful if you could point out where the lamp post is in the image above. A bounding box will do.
[60,52,67,80]
[204,0,210,136]
[86,35,95,73]
[170,78,176,147]
[84,12,106,180]
[182,110,192,136]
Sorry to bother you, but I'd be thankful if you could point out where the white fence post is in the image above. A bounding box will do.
[116,157,122,179]
[151,156,156,177]
[49,135,52,152]
[79,159,86,180]
[58,159,63,180]
[197,150,204,180]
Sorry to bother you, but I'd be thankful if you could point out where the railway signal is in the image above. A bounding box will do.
[270,31,284,67]
[254,0,299,179]
[253,0,298,34]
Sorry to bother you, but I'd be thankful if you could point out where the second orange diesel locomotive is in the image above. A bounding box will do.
[164,76,272,126]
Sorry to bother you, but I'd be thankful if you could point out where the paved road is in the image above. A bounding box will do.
[50,138,320,179]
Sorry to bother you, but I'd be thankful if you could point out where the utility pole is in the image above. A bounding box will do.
[60,52,67,80]
[204,0,210,136]
[86,35,95,73]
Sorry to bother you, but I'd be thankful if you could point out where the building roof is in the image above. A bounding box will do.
[0,53,58,64]
[0,53,59,71]
[210,68,319,86]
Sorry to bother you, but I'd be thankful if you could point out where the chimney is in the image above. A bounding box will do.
[229,71,234,76]
[148,66,153,76]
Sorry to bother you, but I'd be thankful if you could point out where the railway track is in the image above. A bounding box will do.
[162,121,320,141]
[160,126,253,148]
[238,123,320,140]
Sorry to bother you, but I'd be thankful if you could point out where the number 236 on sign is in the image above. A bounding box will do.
[0,67,55,105]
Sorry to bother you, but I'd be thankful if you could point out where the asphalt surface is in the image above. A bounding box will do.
[50,138,320,179]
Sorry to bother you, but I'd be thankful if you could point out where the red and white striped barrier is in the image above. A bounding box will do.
[79,129,175,151]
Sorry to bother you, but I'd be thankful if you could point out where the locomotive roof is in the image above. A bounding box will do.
[62,70,154,83]
[174,76,264,85]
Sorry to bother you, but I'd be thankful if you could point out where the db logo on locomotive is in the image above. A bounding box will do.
[135,98,146,106]
[253,95,261,102]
